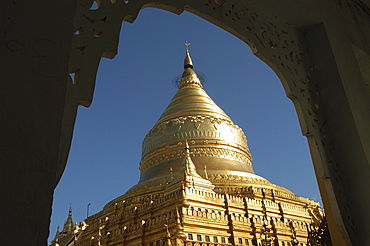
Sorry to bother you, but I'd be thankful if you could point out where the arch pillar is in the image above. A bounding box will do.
[0,1,77,245]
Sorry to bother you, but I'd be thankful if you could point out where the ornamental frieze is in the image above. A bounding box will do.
[142,116,250,158]
[142,138,251,163]
[148,115,243,136]
[139,147,252,173]
[209,174,268,184]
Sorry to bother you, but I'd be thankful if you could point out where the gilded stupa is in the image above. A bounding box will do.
[51,47,330,246]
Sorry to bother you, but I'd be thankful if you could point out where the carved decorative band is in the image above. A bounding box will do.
[143,115,249,155]
[209,174,270,185]
[155,116,235,132]
[140,147,252,173]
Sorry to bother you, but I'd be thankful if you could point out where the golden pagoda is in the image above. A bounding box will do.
[51,47,331,246]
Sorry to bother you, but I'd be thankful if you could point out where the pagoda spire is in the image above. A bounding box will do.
[181,140,202,179]
[55,225,60,237]
[184,41,193,69]
[164,141,214,195]
[173,207,186,240]
[178,43,202,89]
[62,205,74,234]
[164,224,173,246]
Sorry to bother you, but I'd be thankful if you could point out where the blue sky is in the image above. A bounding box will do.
[49,8,320,242]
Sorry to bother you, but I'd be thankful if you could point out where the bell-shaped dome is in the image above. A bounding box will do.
[138,48,258,185]
[102,47,295,210]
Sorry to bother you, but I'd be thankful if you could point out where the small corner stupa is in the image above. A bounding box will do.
[51,44,331,246]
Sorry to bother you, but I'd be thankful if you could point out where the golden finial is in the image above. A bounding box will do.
[164,224,173,246]
[184,41,193,69]
[170,166,173,181]
[185,139,190,152]
[185,41,190,51]
[204,165,209,179]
